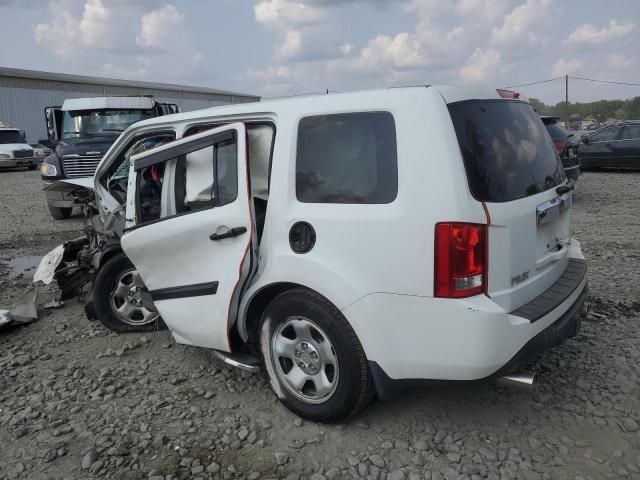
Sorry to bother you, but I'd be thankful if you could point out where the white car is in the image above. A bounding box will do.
[41,86,587,421]
[0,127,38,170]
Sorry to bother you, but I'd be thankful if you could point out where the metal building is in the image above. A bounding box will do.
[0,67,260,142]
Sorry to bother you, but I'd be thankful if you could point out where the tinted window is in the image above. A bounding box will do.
[544,122,569,140]
[621,125,640,140]
[0,130,25,144]
[296,112,397,204]
[449,101,565,203]
[589,127,620,142]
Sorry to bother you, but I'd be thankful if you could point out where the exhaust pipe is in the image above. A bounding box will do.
[497,371,538,390]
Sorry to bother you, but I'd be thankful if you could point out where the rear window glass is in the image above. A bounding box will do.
[544,122,569,140]
[296,112,397,204]
[448,101,565,203]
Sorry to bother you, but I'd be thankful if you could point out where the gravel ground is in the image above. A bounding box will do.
[1,169,640,480]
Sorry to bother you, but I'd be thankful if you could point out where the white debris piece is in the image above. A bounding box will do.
[33,245,65,285]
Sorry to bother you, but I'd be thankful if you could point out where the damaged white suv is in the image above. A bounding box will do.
[41,87,587,421]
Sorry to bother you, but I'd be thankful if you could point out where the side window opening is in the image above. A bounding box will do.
[135,135,238,225]
[106,133,175,204]
[184,122,275,240]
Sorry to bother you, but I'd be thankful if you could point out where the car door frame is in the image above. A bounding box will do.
[582,125,622,167]
[121,123,257,352]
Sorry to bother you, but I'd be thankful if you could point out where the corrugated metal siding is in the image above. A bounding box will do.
[0,74,259,142]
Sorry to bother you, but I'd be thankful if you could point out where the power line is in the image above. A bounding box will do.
[501,77,564,88]
[570,76,640,88]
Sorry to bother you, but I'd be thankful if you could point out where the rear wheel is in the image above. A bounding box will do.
[92,254,166,332]
[47,203,72,220]
[259,288,374,422]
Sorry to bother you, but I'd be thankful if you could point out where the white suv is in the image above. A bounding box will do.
[47,86,588,421]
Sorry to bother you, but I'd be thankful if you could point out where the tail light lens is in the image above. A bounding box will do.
[435,223,487,298]
[553,141,566,152]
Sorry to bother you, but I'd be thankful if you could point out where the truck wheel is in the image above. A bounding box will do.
[92,254,166,333]
[47,203,73,220]
[259,288,374,422]
[28,164,38,171]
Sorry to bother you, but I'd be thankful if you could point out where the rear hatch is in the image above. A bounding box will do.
[449,100,571,312]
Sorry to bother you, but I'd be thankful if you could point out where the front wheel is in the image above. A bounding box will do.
[91,254,166,332]
[259,289,374,422]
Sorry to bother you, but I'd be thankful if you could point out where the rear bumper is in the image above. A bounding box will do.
[343,245,587,384]
[564,164,581,181]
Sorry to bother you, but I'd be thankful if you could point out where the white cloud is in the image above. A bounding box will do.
[455,0,508,22]
[34,0,111,58]
[459,48,501,83]
[607,53,634,69]
[340,43,354,55]
[567,20,634,45]
[551,58,583,77]
[254,0,323,26]
[491,0,553,44]
[136,4,184,49]
[356,32,424,70]
[275,30,303,60]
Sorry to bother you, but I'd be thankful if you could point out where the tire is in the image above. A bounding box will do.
[91,253,166,333]
[28,164,38,171]
[259,288,374,422]
[47,203,72,220]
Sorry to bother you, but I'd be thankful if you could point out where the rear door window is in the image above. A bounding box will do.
[296,112,397,204]
[448,101,565,203]
[621,125,640,140]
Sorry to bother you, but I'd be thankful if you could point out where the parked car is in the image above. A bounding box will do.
[30,143,53,159]
[579,120,640,169]
[540,116,580,182]
[0,127,39,170]
[37,87,586,421]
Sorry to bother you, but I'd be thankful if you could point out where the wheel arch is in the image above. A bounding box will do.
[239,282,303,347]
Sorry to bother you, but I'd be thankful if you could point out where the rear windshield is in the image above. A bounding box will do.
[448,100,565,203]
[544,122,569,140]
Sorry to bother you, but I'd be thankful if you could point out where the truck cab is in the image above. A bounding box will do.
[40,96,178,219]
[0,126,39,170]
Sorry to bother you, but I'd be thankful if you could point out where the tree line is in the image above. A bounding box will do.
[529,96,640,122]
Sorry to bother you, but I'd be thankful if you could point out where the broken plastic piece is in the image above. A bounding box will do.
[44,299,65,309]
[0,286,40,328]
[8,286,39,324]
[33,245,65,285]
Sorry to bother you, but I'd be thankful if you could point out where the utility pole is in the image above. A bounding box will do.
[565,75,569,125]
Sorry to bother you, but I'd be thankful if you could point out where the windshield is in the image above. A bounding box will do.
[0,130,26,144]
[62,109,154,139]
[448,100,565,203]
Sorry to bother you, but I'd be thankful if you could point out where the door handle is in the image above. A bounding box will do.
[210,227,247,241]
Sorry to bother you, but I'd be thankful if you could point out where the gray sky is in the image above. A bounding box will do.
[1,0,638,103]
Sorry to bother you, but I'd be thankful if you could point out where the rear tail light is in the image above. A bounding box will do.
[435,223,487,298]
[554,141,566,152]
